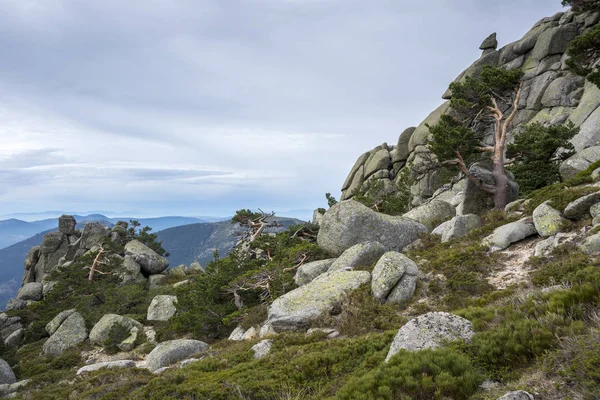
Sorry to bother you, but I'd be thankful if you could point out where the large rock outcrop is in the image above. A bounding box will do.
[339,10,600,210]
[317,200,427,256]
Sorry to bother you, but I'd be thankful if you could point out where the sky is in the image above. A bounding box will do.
[0,0,564,220]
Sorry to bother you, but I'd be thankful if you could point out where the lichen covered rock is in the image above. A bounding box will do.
[146,339,209,372]
[403,200,456,232]
[268,270,371,331]
[385,312,474,362]
[371,252,418,305]
[532,201,570,237]
[328,242,385,272]
[43,312,87,357]
[294,259,336,286]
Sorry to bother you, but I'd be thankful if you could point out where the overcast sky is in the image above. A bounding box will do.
[0,0,564,219]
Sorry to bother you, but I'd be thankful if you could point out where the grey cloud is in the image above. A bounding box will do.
[0,0,565,216]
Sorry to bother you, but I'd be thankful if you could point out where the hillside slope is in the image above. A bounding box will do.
[158,217,304,267]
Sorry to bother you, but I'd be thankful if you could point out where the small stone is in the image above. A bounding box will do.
[147,295,178,322]
[251,339,273,359]
[563,191,600,220]
[188,261,204,274]
[483,219,537,251]
[76,360,136,375]
[242,326,258,341]
[149,274,168,288]
[228,326,246,341]
[532,201,570,237]
[168,265,187,277]
[496,391,534,400]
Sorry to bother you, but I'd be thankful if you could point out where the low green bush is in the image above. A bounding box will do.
[335,347,484,400]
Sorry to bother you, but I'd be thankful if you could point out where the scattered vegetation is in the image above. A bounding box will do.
[562,0,600,14]
[524,159,600,213]
[507,122,578,194]
[567,23,600,88]
[351,169,413,216]
[168,224,330,342]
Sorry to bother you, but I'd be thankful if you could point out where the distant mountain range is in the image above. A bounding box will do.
[0,214,229,250]
[158,216,304,267]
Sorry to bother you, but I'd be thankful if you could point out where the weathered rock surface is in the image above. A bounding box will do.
[77,360,136,375]
[89,314,143,347]
[267,270,371,331]
[532,201,570,237]
[579,232,600,254]
[228,326,246,341]
[4,329,23,348]
[403,200,456,232]
[371,252,418,305]
[535,232,577,257]
[497,391,534,400]
[16,282,43,301]
[45,309,77,336]
[58,215,77,235]
[251,339,273,359]
[0,360,15,385]
[146,339,209,372]
[328,242,385,272]
[560,146,600,179]
[189,261,204,274]
[0,379,29,397]
[147,295,178,322]
[385,312,474,362]
[149,274,168,288]
[317,200,427,256]
[168,264,187,277]
[294,259,336,286]
[432,214,482,243]
[4,299,26,312]
[125,240,169,274]
[483,219,537,251]
[43,312,87,357]
[563,191,600,219]
[80,222,110,250]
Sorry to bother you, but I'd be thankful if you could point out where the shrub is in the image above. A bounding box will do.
[566,23,600,88]
[351,175,412,216]
[313,286,407,337]
[544,327,600,399]
[335,348,484,400]
[103,324,133,355]
[469,319,556,380]
[507,123,578,194]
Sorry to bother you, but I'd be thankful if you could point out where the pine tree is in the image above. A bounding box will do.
[428,65,523,210]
